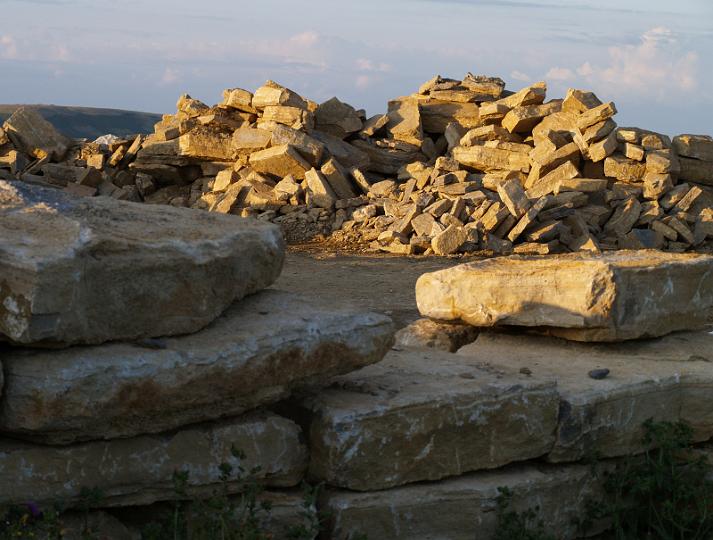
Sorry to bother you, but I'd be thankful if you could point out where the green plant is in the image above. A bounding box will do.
[0,503,64,539]
[143,446,273,540]
[584,419,713,540]
[285,482,324,540]
[493,486,555,540]
[0,486,106,539]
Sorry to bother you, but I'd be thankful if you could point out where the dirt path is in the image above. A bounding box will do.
[272,248,467,329]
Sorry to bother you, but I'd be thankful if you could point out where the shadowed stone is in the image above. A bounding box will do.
[458,330,713,462]
[322,462,605,540]
[0,411,307,507]
[299,347,557,490]
[0,290,394,444]
[0,180,284,346]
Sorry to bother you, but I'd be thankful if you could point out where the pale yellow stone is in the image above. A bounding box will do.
[416,251,713,341]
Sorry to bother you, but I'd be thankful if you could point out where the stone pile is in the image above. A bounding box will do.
[2,76,713,255]
[0,179,394,537]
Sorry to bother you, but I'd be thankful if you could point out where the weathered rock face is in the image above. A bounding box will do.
[458,330,713,462]
[416,251,713,341]
[0,180,284,346]
[0,411,307,507]
[321,462,605,540]
[0,290,394,444]
[299,348,558,490]
[2,107,72,160]
[394,317,479,352]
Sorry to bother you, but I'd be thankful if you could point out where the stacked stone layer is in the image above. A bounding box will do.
[0,182,395,538]
[3,76,713,255]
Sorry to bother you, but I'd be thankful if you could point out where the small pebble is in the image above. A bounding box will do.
[588,368,610,380]
[519,367,532,376]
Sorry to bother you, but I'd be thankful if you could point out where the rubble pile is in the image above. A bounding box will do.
[2,76,713,255]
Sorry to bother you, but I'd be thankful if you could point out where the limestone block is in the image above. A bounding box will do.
[0,290,394,443]
[301,348,558,490]
[0,180,284,346]
[416,251,713,341]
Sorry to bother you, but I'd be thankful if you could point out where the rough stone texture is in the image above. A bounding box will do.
[0,290,394,444]
[673,134,713,162]
[248,144,311,180]
[231,127,272,154]
[416,251,713,341]
[178,127,234,160]
[0,180,284,346]
[458,330,713,462]
[419,100,480,133]
[386,97,423,146]
[0,412,307,507]
[394,318,479,352]
[2,107,72,160]
[299,347,558,490]
[452,144,530,173]
[305,167,337,209]
[315,97,362,139]
[322,462,604,540]
[116,490,314,540]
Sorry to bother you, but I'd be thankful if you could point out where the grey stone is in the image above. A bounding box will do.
[0,180,284,346]
[0,290,394,444]
[0,412,307,507]
[300,347,558,490]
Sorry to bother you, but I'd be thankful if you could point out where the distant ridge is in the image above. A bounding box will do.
[0,104,163,140]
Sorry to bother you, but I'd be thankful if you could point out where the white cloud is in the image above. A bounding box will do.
[510,70,531,82]
[0,35,18,59]
[160,67,179,85]
[289,31,319,48]
[356,58,391,72]
[571,27,698,99]
[355,74,373,90]
[545,66,575,81]
[0,32,70,62]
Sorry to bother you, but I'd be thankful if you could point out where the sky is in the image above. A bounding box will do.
[0,0,712,136]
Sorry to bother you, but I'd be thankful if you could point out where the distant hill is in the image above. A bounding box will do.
[0,104,163,140]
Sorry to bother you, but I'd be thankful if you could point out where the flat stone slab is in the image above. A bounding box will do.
[322,462,605,540]
[416,251,713,341]
[0,290,394,444]
[0,411,307,507]
[458,330,713,462]
[0,179,284,346]
[299,347,558,490]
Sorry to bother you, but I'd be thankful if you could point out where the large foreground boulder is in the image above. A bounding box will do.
[299,347,558,490]
[0,411,306,507]
[0,180,285,346]
[0,290,394,444]
[416,251,713,341]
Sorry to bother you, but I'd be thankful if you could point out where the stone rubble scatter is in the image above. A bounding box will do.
[3,76,713,255]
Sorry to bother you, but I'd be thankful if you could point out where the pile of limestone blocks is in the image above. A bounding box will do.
[0,179,394,538]
[291,250,713,539]
[3,75,713,254]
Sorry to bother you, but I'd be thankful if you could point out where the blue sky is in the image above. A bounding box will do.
[0,0,711,136]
